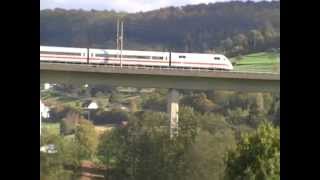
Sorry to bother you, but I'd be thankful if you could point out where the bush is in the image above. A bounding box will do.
[181,93,217,113]
[75,119,99,160]
[91,109,130,125]
[142,93,166,112]
[50,104,80,123]
[40,131,78,180]
[60,112,81,135]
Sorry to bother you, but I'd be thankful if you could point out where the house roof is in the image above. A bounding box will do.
[88,102,98,109]
[82,100,98,109]
[82,100,92,107]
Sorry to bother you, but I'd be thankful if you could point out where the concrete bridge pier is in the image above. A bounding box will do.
[167,89,179,138]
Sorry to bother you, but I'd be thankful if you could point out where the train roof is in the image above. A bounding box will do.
[40,45,226,56]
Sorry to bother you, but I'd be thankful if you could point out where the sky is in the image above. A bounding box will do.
[40,0,275,13]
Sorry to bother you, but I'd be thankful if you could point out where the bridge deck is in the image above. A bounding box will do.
[40,62,279,80]
[40,62,280,92]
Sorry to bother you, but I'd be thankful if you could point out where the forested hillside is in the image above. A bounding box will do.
[40,1,279,57]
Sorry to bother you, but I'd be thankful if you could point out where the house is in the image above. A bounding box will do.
[113,103,129,111]
[117,87,137,93]
[44,83,52,90]
[40,100,50,119]
[82,100,99,110]
[40,144,57,154]
[40,100,50,135]
[140,88,155,93]
[88,102,98,109]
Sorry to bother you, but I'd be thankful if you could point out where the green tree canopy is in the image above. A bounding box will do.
[225,122,280,180]
[75,119,99,160]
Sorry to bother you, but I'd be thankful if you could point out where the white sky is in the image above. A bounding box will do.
[40,0,275,13]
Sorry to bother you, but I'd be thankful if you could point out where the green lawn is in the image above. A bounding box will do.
[42,122,60,135]
[231,52,280,73]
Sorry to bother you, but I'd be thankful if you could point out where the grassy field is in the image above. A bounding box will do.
[42,122,114,137]
[232,52,280,73]
[42,122,60,135]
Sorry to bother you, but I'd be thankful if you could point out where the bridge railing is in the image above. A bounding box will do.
[40,61,280,75]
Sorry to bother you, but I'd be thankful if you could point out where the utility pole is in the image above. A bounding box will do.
[120,20,124,68]
[116,18,120,50]
[116,18,124,67]
[40,100,42,136]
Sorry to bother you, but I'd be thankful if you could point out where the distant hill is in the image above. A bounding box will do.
[40,1,279,56]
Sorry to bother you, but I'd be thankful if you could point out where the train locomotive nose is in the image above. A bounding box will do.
[224,57,233,70]
[229,62,234,70]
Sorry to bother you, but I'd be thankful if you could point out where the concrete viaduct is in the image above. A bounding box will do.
[40,62,280,137]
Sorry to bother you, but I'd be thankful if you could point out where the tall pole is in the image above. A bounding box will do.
[116,18,119,50]
[121,20,123,50]
[40,100,42,136]
[120,20,124,68]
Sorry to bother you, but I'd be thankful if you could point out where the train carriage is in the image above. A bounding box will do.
[40,46,233,70]
[40,46,88,63]
[170,52,232,70]
[89,48,169,67]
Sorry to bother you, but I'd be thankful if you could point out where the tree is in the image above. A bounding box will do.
[225,122,280,180]
[50,104,80,123]
[40,129,77,180]
[41,1,279,54]
[97,112,170,180]
[248,29,264,49]
[184,129,236,180]
[262,21,276,40]
[248,94,268,128]
[142,92,166,112]
[269,97,280,126]
[255,93,265,113]
[97,108,200,180]
[75,119,98,160]
[199,113,230,135]
[233,34,249,49]
[221,37,234,51]
[91,109,130,125]
[226,107,250,126]
[206,90,235,108]
[176,106,199,143]
[181,93,217,113]
[60,112,81,135]
[109,93,122,103]
[129,99,139,112]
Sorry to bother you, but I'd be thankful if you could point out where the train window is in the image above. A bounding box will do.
[96,54,118,58]
[123,55,151,59]
[40,51,81,56]
[214,57,221,60]
[152,56,163,60]
[179,55,186,59]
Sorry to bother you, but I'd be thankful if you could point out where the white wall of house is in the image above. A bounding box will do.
[40,100,50,135]
[88,102,98,109]
[44,83,52,90]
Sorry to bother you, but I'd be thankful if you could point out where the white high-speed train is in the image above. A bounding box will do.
[40,46,233,70]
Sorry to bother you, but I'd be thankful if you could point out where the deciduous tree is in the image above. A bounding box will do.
[225,122,280,180]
